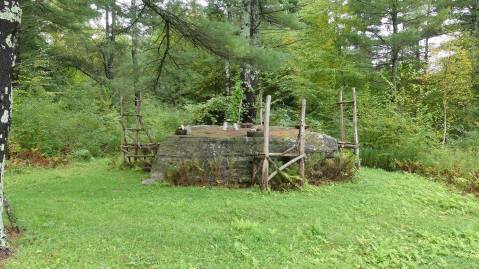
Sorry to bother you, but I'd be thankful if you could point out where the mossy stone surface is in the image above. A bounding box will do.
[150,126,338,185]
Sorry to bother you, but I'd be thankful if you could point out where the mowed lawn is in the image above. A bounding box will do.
[3,159,479,268]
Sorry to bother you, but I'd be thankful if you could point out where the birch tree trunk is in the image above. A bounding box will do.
[0,0,21,250]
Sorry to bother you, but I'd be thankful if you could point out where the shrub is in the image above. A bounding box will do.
[165,159,224,186]
[7,148,68,168]
[186,83,244,125]
[359,98,435,170]
[140,99,191,142]
[11,96,119,157]
[396,145,479,194]
[72,149,93,161]
[305,151,357,184]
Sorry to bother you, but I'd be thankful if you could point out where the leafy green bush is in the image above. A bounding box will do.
[359,98,435,170]
[396,145,479,193]
[72,149,93,161]
[10,89,189,160]
[11,95,118,157]
[186,84,244,125]
[140,99,191,142]
[270,107,296,127]
[186,96,230,125]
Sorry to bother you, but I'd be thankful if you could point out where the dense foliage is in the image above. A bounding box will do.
[9,0,479,190]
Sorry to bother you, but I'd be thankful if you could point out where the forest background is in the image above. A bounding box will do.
[9,0,479,191]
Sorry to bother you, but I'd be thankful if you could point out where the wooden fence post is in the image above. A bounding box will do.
[298,99,306,184]
[339,89,345,142]
[259,90,263,125]
[134,95,141,158]
[352,87,360,167]
[261,95,271,191]
[120,96,126,164]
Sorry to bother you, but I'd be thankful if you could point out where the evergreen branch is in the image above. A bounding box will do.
[154,21,170,91]
[142,0,230,59]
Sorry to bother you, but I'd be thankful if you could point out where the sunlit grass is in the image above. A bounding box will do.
[4,159,479,268]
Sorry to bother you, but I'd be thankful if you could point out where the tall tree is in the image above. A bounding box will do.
[131,0,141,104]
[240,0,260,123]
[0,0,21,250]
[104,0,117,81]
[351,0,424,95]
[15,0,98,93]
[448,0,479,113]
[223,0,233,96]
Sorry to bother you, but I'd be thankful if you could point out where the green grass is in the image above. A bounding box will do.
[4,159,479,268]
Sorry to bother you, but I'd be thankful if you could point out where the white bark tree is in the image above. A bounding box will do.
[0,0,21,249]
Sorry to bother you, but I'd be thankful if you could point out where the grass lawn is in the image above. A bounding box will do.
[3,159,479,268]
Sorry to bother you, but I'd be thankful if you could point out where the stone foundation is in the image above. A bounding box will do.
[149,126,338,186]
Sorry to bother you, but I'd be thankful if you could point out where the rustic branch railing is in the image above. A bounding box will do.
[338,87,360,167]
[119,96,158,166]
[260,95,306,191]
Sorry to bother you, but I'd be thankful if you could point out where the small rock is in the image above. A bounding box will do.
[141,178,158,185]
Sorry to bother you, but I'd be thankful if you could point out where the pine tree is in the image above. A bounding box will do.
[448,0,479,113]
[350,0,426,95]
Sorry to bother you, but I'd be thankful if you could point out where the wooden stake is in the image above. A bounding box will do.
[259,90,263,125]
[134,95,141,158]
[120,96,126,164]
[339,89,345,142]
[261,95,271,191]
[298,99,306,183]
[352,87,360,168]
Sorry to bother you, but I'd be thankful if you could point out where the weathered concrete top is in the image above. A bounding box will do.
[149,125,338,185]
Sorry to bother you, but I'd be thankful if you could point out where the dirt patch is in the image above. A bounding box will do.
[7,149,68,169]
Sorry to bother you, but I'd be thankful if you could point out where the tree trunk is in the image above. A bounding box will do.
[442,98,448,144]
[424,37,429,65]
[224,61,232,96]
[424,3,431,66]
[224,2,233,96]
[105,5,110,40]
[471,1,479,111]
[240,0,259,123]
[131,0,140,105]
[109,2,116,81]
[0,0,21,250]
[105,2,116,81]
[391,2,399,95]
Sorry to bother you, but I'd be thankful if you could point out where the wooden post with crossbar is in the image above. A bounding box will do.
[120,96,127,163]
[339,89,345,142]
[261,95,271,191]
[259,95,307,190]
[337,88,360,168]
[119,95,158,168]
[298,99,306,184]
[352,87,360,167]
